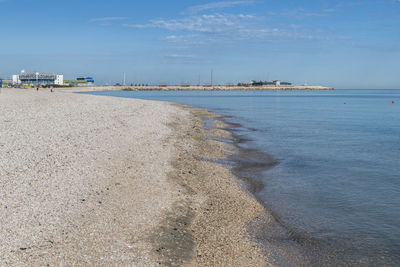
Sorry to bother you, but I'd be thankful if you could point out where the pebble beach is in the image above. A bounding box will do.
[0,88,271,266]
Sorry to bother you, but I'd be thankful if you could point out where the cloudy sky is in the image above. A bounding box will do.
[0,0,399,88]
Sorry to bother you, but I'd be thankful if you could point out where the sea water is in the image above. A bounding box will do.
[84,89,400,265]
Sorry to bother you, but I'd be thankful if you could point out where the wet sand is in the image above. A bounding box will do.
[156,106,273,266]
[0,88,271,266]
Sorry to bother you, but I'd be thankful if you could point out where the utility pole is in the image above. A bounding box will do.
[211,69,213,87]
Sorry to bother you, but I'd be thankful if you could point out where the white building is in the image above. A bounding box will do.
[274,80,281,86]
[12,74,20,85]
[55,75,64,85]
[12,70,64,86]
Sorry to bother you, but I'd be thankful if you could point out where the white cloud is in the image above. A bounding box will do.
[124,12,339,44]
[123,14,256,34]
[269,8,336,19]
[162,34,198,42]
[123,13,316,41]
[164,35,179,41]
[188,0,254,13]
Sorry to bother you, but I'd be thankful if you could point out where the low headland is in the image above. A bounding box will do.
[57,84,334,92]
[0,88,275,266]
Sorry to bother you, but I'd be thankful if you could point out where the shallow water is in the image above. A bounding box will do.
[83,89,400,265]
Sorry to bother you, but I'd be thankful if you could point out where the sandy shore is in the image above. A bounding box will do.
[0,88,271,266]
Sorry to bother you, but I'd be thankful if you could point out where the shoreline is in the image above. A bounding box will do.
[0,88,273,266]
[196,115,314,267]
[70,88,400,265]
[196,108,390,267]
[73,87,319,266]
[153,104,273,266]
[197,113,354,267]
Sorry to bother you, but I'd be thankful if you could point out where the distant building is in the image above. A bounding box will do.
[0,79,13,87]
[249,80,292,87]
[64,77,95,87]
[280,82,292,86]
[12,70,63,86]
[251,81,273,86]
[77,77,95,85]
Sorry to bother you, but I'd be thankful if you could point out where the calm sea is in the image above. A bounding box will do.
[84,89,400,266]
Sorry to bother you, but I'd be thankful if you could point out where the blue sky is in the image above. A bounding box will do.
[0,0,399,88]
